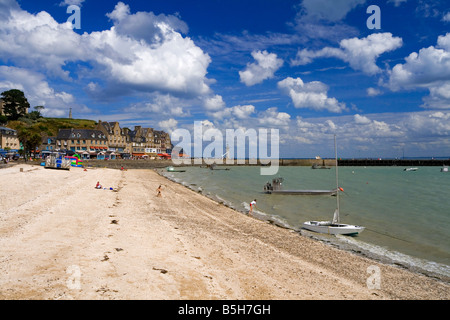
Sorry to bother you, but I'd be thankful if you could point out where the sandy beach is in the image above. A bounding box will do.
[0,163,449,300]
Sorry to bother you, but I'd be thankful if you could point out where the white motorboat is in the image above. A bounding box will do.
[441,166,449,172]
[302,135,365,236]
[404,167,418,171]
[166,166,186,172]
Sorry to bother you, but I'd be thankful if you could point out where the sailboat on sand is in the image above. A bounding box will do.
[302,135,365,236]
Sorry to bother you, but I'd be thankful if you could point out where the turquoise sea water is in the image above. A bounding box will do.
[161,165,450,280]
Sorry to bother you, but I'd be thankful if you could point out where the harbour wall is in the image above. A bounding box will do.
[17,157,449,170]
[30,158,448,169]
[337,159,450,166]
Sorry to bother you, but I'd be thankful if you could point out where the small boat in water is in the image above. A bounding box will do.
[312,159,331,169]
[441,166,449,172]
[302,213,365,236]
[264,178,337,196]
[404,167,418,171]
[302,135,365,236]
[311,163,331,169]
[166,166,186,173]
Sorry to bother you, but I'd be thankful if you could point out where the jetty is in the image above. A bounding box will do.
[337,159,450,167]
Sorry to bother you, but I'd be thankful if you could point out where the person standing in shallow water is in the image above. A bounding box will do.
[249,199,256,215]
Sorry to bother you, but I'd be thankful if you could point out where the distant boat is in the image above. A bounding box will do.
[166,166,185,173]
[264,177,337,196]
[441,166,449,172]
[404,167,418,171]
[312,163,331,169]
[302,135,365,236]
[209,164,230,171]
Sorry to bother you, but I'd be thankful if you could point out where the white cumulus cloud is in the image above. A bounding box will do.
[293,33,403,76]
[354,114,372,124]
[239,50,283,86]
[0,1,212,99]
[204,95,226,112]
[387,33,450,109]
[0,66,84,117]
[278,77,347,113]
[258,107,291,127]
[158,118,178,134]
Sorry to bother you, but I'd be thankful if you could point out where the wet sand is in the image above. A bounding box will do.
[0,164,449,300]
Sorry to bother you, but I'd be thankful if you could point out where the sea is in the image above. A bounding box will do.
[160,164,450,281]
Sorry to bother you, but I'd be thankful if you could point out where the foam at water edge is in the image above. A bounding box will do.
[335,234,450,280]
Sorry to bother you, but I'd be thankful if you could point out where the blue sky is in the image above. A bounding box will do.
[1,0,450,158]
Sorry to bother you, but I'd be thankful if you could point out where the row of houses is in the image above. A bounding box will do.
[1,120,172,160]
[41,121,172,160]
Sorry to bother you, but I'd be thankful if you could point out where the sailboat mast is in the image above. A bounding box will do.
[334,134,340,223]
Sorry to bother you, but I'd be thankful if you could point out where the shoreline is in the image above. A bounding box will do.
[158,169,450,284]
[0,164,449,299]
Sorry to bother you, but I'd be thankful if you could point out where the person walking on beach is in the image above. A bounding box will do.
[156,185,163,197]
[249,199,257,215]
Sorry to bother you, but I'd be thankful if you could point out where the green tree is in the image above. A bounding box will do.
[17,127,41,161]
[28,106,45,120]
[1,89,30,121]
[0,114,7,125]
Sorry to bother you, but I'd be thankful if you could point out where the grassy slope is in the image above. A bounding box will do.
[7,118,98,137]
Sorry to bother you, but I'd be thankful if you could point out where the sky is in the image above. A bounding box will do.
[1,0,450,158]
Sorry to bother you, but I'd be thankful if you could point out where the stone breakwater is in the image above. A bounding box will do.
[66,158,336,169]
[13,158,449,170]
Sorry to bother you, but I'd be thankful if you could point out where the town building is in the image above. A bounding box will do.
[56,129,109,159]
[128,126,154,158]
[96,120,131,154]
[154,130,172,153]
[40,136,57,152]
[0,126,20,150]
